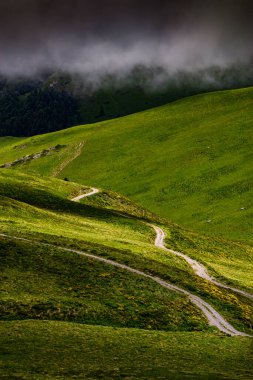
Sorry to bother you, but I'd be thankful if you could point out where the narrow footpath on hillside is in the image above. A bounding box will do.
[71,188,99,202]
[70,189,252,337]
[0,231,249,337]
[151,225,253,301]
[73,189,253,301]
[0,188,251,337]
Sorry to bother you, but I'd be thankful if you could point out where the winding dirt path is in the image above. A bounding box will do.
[71,188,99,202]
[0,188,251,336]
[0,232,249,336]
[152,225,253,301]
[69,188,251,336]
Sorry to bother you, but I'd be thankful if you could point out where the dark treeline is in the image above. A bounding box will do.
[1,63,253,137]
[0,85,80,137]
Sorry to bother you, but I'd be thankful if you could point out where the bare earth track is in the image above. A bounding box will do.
[71,187,99,202]
[0,188,251,336]
[0,232,249,337]
[152,225,253,301]
[70,189,252,336]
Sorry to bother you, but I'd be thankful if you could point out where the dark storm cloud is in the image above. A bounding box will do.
[0,0,253,78]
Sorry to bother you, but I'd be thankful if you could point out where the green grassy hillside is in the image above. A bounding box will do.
[1,87,253,379]
[0,170,205,333]
[0,87,252,243]
[0,170,252,378]
[0,170,252,332]
[1,321,252,380]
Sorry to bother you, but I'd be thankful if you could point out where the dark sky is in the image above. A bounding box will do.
[0,0,253,77]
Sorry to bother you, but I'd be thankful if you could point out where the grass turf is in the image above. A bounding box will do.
[0,87,252,243]
[0,320,252,380]
[0,170,252,334]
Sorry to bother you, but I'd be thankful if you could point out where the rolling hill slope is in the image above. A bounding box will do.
[0,170,252,330]
[0,169,252,378]
[0,87,252,244]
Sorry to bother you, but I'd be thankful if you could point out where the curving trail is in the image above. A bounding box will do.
[151,225,253,301]
[0,232,249,337]
[71,187,99,202]
[0,187,250,336]
[70,188,251,336]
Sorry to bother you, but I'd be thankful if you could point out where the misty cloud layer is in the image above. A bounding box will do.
[0,0,253,80]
